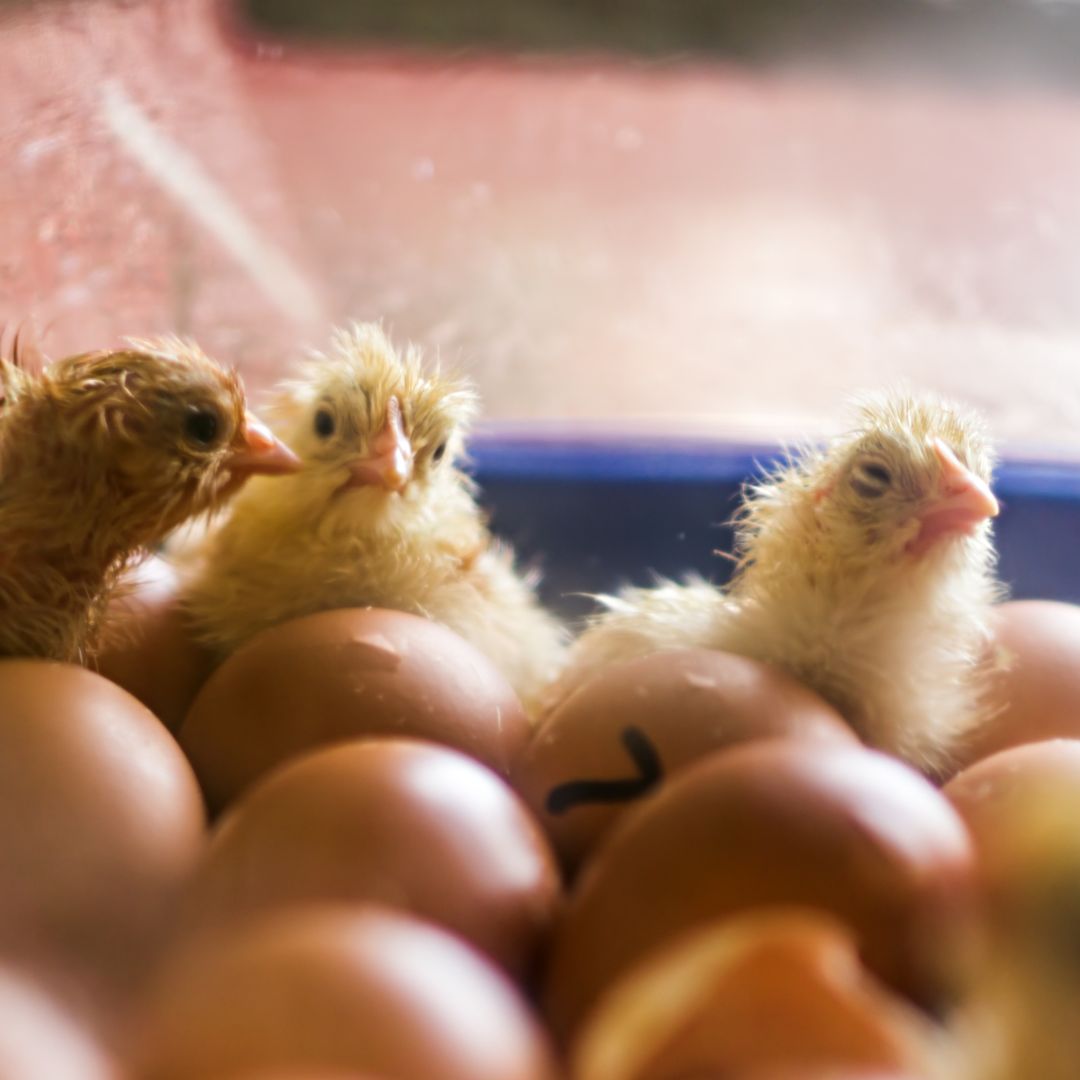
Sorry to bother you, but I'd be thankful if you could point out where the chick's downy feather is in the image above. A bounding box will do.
[182,323,567,711]
[550,390,1004,774]
[0,337,297,664]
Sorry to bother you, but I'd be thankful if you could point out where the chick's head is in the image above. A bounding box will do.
[737,390,999,584]
[814,390,999,568]
[268,323,479,535]
[43,338,298,534]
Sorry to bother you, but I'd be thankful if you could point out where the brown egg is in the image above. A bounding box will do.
[179,608,530,813]
[95,555,216,734]
[953,601,1080,771]
[214,1071,385,1080]
[219,1074,383,1080]
[571,910,935,1080]
[544,741,975,1041]
[183,739,561,981]
[516,648,855,873]
[734,1072,918,1080]
[0,966,119,1080]
[944,739,1080,859]
[0,660,205,1031]
[135,906,560,1080]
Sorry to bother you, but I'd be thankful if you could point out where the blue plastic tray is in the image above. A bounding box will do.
[469,433,1080,620]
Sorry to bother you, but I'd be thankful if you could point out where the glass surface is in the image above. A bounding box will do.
[2,0,1080,453]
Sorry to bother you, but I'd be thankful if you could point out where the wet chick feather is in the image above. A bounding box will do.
[0,337,298,665]
[182,323,568,712]
[550,389,1004,774]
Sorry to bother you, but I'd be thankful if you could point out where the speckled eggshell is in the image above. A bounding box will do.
[0,967,119,1080]
[95,555,216,734]
[544,741,975,1042]
[179,608,530,813]
[183,739,561,981]
[570,910,935,1080]
[0,660,206,1030]
[953,601,1080,772]
[135,906,560,1080]
[515,648,855,873]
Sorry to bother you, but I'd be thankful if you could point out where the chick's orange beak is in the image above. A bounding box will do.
[227,412,302,478]
[340,396,414,494]
[908,437,999,556]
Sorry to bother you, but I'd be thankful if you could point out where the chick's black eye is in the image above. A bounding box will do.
[432,442,447,463]
[183,409,219,447]
[851,460,892,498]
[314,409,335,438]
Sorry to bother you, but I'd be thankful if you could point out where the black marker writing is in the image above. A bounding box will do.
[545,726,663,815]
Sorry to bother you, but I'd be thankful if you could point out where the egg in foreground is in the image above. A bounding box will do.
[0,966,119,1080]
[0,660,205,1032]
[545,740,975,1040]
[95,555,216,734]
[516,647,854,873]
[179,608,530,812]
[571,910,938,1080]
[953,600,1080,771]
[182,739,561,980]
[134,906,560,1080]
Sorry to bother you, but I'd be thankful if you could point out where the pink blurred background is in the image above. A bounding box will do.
[3,0,1080,452]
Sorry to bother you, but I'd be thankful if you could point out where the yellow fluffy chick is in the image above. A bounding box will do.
[548,390,1004,774]
[0,338,299,665]
[182,323,567,712]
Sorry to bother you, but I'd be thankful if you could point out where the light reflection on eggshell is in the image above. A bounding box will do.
[0,660,206,1031]
[0,966,119,1080]
[953,601,1080,773]
[95,556,216,734]
[179,608,530,813]
[516,648,855,873]
[135,906,561,1080]
[544,741,975,1042]
[183,739,561,981]
[944,739,1080,861]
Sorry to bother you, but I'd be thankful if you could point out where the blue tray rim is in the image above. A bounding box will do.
[468,429,1080,500]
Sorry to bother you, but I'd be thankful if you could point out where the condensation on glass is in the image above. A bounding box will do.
[3,0,1080,454]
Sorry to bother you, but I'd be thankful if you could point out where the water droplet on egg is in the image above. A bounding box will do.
[684,672,718,690]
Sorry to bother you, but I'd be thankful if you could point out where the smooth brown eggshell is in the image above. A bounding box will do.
[954,601,1080,771]
[218,1074,384,1079]
[544,740,975,1041]
[734,1072,918,1080]
[571,910,935,1080]
[943,740,1080,917]
[0,966,119,1080]
[183,739,561,981]
[0,660,206,1031]
[179,608,530,813]
[135,906,560,1080]
[220,1074,384,1080]
[217,1073,383,1080]
[516,648,855,873]
[95,556,216,734]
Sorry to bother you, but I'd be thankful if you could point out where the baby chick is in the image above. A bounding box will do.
[0,338,299,665]
[550,390,1003,774]
[182,323,567,712]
